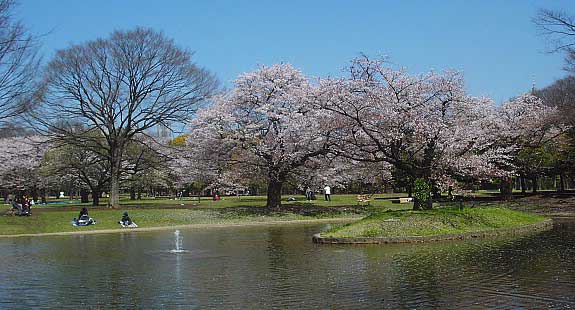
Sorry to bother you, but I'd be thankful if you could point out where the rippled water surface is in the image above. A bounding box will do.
[1,219,574,309]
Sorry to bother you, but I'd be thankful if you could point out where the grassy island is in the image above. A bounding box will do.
[321,207,548,239]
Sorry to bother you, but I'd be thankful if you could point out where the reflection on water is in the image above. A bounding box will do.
[0,219,574,308]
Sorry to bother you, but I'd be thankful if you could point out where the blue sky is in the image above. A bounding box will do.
[17,0,573,103]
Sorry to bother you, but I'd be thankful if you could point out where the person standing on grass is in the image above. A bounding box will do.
[324,185,331,201]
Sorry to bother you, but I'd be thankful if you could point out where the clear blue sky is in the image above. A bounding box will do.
[17,0,573,103]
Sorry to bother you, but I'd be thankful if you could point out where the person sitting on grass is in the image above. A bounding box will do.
[9,199,22,216]
[73,207,95,226]
[119,211,137,228]
[21,195,31,215]
[78,207,89,220]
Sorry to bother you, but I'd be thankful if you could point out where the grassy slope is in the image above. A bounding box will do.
[322,207,547,238]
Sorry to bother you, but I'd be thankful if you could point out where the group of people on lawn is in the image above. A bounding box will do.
[8,194,34,216]
[7,195,136,228]
[73,207,137,228]
[305,185,331,201]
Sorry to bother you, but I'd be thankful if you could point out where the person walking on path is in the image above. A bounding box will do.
[324,185,331,201]
[306,187,313,201]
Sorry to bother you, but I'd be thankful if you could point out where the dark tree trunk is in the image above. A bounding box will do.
[500,177,513,200]
[109,148,122,207]
[424,195,433,210]
[558,174,566,192]
[41,188,47,204]
[520,175,527,194]
[413,198,421,211]
[266,178,283,209]
[130,187,136,200]
[80,189,89,203]
[137,191,142,200]
[532,176,538,194]
[31,187,39,202]
[92,190,100,206]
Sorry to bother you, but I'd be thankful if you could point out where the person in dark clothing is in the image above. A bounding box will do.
[73,207,95,225]
[21,196,31,215]
[119,211,137,227]
[10,199,22,216]
[78,207,89,220]
[120,212,132,226]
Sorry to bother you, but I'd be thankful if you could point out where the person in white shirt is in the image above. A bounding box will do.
[324,185,331,201]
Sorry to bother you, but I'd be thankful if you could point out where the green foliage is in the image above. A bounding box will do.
[168,134,189,146]
[413,178,431,204]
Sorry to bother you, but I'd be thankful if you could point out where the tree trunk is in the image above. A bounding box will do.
[500,177,513,200]
[92,190,100,206]
[520,175,527,194]
[31,187,39,202]
[413,198,421,211]
[110,173,120,207]
[130,187,136,200]
[558,174,566,192]
[137,191,142,200]
[532,176,538,194]
[266,178,283,209]
[109,152,122,207]
[41,188,47,204]
[80,189,89,203]
[424,194,433,210]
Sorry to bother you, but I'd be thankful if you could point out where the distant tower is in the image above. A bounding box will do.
[157,121,172,139]
[531,74,536,94]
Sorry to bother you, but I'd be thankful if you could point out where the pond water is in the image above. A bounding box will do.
[0,219,574,309]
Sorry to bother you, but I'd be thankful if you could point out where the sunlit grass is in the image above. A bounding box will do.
[322,207,546,238]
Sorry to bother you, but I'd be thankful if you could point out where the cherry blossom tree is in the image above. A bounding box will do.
[0,135,48,201]
[190,64,332,208]
[319,56,509,209]
[536,76,575,190]
[495,93,562,194]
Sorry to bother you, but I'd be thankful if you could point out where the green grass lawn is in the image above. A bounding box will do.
[2,193,412,235]
[23,193,411,209]
[0,209,322,235]
[5,192,543,237]
[322,207,547,238]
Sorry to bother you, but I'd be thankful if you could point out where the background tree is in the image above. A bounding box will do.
[535,76,575,190]
[0,0,40,125]
[37,28,218,207]
[41,138,110,206]
[534,9,575,72]
[495,94,561,196]
[124,136,170,200]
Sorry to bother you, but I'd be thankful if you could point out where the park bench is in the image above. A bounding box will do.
[356,194,371,206]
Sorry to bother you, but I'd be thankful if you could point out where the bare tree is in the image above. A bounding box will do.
[0,0,40,124]
[37,28,218,207]
[534,9,575,72]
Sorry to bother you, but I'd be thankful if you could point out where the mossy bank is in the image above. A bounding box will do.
[315,207,550,243]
